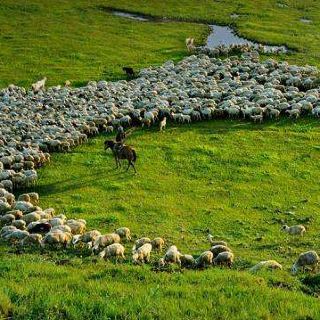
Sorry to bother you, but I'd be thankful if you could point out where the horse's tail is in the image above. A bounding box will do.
[132,149,137,162]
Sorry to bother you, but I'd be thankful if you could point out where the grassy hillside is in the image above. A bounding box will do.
[0,0,320,87]
[2,119,320,319]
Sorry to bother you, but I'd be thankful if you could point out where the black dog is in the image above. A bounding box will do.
[122,67,135,78]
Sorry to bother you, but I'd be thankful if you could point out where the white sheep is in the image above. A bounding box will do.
[132,237,151,252]
[212,251,234,268]
[210,245,232,257]
[281,225,306,236]
[159,117,167,131]
[291,251,319,275]
[249,260,283,272]
[250,115,263,123]
[41,230,72,248]
[180,254,195,268]
[132,243,152,264]
[99,243,125,261]
[20,233,42,247]
[12,220,26,230]
[151,237,165,251]
[32,77,47,93]
[115,227,131,241]
[163,245,182,266]
[286,109,300,119]
[207,234,228,247]
[195,251,213,268]
[92,233,121,253]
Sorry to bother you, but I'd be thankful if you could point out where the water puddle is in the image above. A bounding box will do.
[110,9,288,53]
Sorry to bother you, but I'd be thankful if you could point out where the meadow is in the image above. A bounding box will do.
[1,0,320,319]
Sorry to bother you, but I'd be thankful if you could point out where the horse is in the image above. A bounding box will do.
[104,140,137,173]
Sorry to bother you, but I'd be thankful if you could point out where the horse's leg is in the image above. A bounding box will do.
[131,161,137,173]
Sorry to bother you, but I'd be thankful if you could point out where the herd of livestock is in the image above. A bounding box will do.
[1,47,320,275]
[0,190,318,274]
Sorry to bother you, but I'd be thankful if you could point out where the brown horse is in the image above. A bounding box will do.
[104,140,137,173]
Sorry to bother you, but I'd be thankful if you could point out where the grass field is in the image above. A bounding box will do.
[0,0,320,88]
[2,0,320,319]
[2,119,320,319]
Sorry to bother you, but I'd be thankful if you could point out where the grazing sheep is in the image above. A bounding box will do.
[151,237,165,251]
[0,213,15,226]
[92,233,121,253]
[141,118,152,128]
[12,220,26,230]
[115,227,131,241]
[291,251,319,275]
[22,212,41,225]
[28,192,40,206]
[73,230,101,249]
[132,243,152,264]
[32,77,47,93]
[286,109,300,119]
[105,126,114,133]
[20,233,42,247]
[51,225,72,233]
[163,245,182,266]
[207,234,228,247]
[195,251,213,268]
[281,225,306,236]
[212,251,234,268]
[250,115,263,123]
[99,243,125,261]
[66,219,86,234]
[159,117,167,131]
[180,254,195,268]
[49,217,65,227]
[41,230,72,248]
[250,260,283,272]
[210,245,232,257]
[4,229,29,243]
[132,237,151,252]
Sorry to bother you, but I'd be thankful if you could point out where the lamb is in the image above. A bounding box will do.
[181,114,191,124]
[267,108,280,119]
[32,77,47,93]
[250,260,283,272]
[92,233,121,253]
[115,227,131,241]
[212,251,234,268]
[281,225,306,236]
[210,245,232,257]
[163,245,182,266]
[151,237,165,251]
[180,254,195,268]
[99,243,125,261]
[195,251,213,268]
[250,115,263,123]
[291,251,319,275]
[159,117,167,131]
[132,243,152,264]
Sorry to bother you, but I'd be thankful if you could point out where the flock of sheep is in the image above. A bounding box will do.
[0,47,320,277]
[0,190,318,274]
[1,49,320,192]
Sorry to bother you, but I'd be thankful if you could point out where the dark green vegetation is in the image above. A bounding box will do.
[1,0,320,87]
[2,120,320,319]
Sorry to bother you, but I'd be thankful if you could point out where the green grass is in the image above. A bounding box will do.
[1,0,320,87]
[2,119,320,319]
